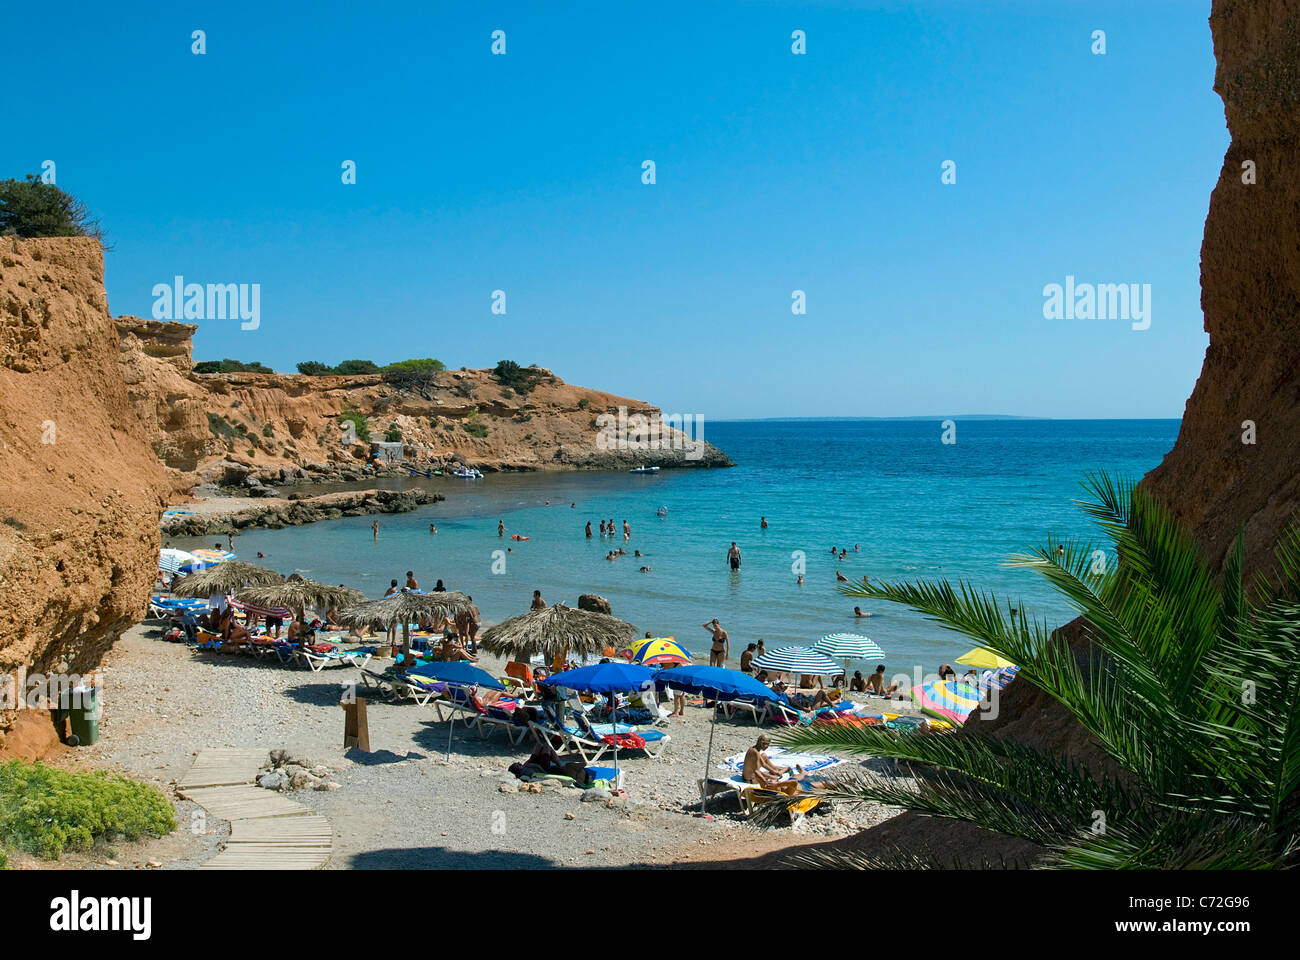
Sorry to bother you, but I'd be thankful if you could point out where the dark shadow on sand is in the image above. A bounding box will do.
[344,846,560,870]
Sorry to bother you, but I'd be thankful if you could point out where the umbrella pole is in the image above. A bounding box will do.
[702,702,717,814]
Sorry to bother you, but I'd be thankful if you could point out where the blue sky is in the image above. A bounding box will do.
[2,1,1222,419]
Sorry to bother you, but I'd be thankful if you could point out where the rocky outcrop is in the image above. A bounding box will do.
[1142,0,1300,582]
[0,239,171,708]
[117,326,732,490]
[160,488,445,537]
[577,594,613,615]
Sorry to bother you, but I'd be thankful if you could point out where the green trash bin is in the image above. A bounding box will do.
[59,685,100,746]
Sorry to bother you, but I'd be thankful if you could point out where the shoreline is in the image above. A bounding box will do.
[160,488,444,536]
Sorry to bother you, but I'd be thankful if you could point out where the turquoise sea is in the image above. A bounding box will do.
[173,419,1180,677]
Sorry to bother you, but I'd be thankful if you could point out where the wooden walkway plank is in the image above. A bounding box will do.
[178,751,336,870]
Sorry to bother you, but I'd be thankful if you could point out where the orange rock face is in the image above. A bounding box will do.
[1143,0,1300,582]
[0,239,171,712]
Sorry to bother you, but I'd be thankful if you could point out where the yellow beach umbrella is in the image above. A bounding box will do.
[955,647,1016,670]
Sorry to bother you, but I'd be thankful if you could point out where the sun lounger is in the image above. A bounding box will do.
[527,720,610,764]
[433,685,528,744]
[572,713,671,759]
[716,697,766,725]
[502,661,537,697]
[699,775,771,814]
[295,645,373,673]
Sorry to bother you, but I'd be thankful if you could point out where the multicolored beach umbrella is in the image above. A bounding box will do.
[628,637,692,666]
[912,678,985,725]
[178,547,237,575]
[752,645,840,677]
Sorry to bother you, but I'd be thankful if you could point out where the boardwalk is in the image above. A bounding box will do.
[178,748,334,870]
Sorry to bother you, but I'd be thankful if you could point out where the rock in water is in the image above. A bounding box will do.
[578,594,612,615]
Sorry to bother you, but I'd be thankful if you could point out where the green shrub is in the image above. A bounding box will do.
[296,361,332,375]
[339,408,371,443]
[261,423,274,438]
[464,422,488,438]
[193,358,273,374]
[0,175,103,241]
[492,360,543,394]
[383,358,444,373]
[384,424,402,442]
[0,760,176,860]
[577,397,589,409]
[206,413,239,438]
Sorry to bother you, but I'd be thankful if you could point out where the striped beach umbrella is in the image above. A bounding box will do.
[912,678,985,725]
[752,645,840,678]
[982,665,1020,691]
[815,632,886,683]
[159,548,196,574]
[629,637,692,666]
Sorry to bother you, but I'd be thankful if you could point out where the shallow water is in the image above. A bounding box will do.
[173,418,1179,677]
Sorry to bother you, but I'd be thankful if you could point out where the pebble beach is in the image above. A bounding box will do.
[74,622,920,869]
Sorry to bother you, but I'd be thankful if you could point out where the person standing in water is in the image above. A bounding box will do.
[623,520,631,540]
[498,520,505,537]
[703,619,730,666]
[760,516,768,529]
[585,521,592,538]
[727,542,742,571]
[531,590,547,611]
[371,519,379,541]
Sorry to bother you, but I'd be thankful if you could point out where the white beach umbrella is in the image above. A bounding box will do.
[159,548,196,575]
[752,645,840,678]
[816,633,886,682]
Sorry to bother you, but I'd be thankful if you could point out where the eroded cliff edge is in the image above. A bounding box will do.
[0,238,171,710]
[978,0,1300,761]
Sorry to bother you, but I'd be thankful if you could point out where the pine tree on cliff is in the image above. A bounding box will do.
[0,175,104,243]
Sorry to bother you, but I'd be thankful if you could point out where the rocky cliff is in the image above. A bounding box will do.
[116,320,731,491]
[1,237,729,744]
[0,238,171,735]
[977,0,1300,763]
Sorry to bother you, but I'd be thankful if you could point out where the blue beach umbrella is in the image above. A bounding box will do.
[409,661,506,758]
[652,665,789,812]
[547,662,657,777]
[410,660,505,690]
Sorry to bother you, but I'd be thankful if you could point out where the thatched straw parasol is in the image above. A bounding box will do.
[335,590,473,645]
[478,603,638,665]
[171,561,285,598]
[234,574,363,620]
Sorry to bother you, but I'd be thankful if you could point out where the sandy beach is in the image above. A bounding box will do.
[65,621,919,870]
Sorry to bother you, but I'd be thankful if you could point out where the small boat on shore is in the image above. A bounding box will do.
[629,466,660,474]
[454,466,483,479]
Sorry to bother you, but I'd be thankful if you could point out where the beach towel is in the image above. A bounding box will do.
[719,747,845,775]
[601,732,647,750]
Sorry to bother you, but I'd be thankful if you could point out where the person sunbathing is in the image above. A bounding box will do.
[439,635,478,662]
[743,735,804,796]
[865,665,901,698]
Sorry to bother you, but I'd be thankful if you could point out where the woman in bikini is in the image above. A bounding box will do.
[703,619,730,666]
